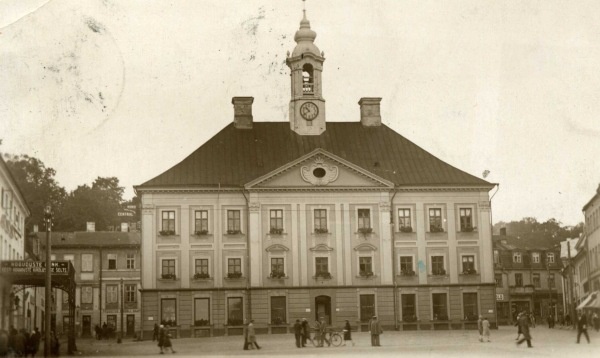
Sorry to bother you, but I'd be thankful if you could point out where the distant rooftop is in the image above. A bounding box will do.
[34,231,140,248]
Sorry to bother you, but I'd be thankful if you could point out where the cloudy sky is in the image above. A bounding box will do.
[1,0,599,226]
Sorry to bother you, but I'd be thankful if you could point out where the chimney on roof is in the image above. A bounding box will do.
[232,96,254,129]
[86,222,95,232]
[500,227,507,236]
[358,97,382,127]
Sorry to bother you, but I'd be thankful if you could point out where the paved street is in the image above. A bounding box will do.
[63,325,599,357]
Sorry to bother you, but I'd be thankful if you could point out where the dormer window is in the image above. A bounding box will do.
[302,64,314,94]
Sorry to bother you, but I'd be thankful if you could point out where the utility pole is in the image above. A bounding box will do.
[44,205,52,357]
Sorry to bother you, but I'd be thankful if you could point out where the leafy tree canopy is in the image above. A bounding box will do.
[494,217,583,240]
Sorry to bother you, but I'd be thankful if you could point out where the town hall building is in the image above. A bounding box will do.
[135,9,497,338]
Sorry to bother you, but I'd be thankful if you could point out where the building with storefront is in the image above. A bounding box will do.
[581,184,600,294]
[35,230,141,337]
[0,155,30,330]
[135,9,497,338]
[493,229,564,325]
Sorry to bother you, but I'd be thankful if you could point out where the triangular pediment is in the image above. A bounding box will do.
[245,149,394,190]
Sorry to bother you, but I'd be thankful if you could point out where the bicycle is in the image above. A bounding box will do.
[309,328,343,347]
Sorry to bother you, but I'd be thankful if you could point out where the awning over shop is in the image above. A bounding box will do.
[576,291,599,310]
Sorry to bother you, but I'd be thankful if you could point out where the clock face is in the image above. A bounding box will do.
[300,102,319,121]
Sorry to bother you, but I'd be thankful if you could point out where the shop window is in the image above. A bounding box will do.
[432,293,448,320]
[227,297,243,326]
[270,296,287,325]
[194,298,210,326]
[359,294,375,322]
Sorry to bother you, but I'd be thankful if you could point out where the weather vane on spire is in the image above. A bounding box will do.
[303,0,307,16]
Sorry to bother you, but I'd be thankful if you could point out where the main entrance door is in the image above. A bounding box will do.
[126,315,135,337]
[82,315,91,337]
[315,296,331,324]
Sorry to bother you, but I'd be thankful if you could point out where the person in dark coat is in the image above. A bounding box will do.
[0,329,9,357]
[301,318,310,347]
[50,331,60,357]
[157,325,165,354]
[343,320,354,346]
[29,327,41,357]
[576,312,590,344]
[161,329,176,354]
[516,312,533,348]
[369,315,383,347]
[13,329,26,357]
[293,320,302,348]
[514,312,523,340]
[152,323,159,342]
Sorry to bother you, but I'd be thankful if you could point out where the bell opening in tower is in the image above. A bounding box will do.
[302,64,314,94]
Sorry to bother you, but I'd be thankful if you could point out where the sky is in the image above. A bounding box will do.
[1,0,599,226]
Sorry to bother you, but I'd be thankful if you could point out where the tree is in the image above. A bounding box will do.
[3,154,67,232]
[56,177,125,231]
[494,217,583,240]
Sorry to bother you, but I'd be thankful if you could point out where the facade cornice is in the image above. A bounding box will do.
[132,185,492,194]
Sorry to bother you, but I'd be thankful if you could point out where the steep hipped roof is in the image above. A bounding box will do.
[493,233,562,251]
[137,122,492,189]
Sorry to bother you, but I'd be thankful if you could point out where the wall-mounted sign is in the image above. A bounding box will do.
[496,294,504,301]
[0,261,70,275]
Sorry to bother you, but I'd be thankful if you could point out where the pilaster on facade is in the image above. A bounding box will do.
[335,203,344,285]
[379,201,393,283]
[447,204,458,284]
[249,201,261,287]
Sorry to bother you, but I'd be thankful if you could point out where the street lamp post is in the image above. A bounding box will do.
[44,205,52,358]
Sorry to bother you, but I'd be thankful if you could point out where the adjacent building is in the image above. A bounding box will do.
[493,229,564,325]
[135,10,497,338]
[35,230,141,337]
[0,155,30,329]
[581,184,600,294]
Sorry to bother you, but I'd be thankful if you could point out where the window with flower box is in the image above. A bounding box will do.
[461,255,476,274]
[161,259,176,279]
[398,208,412,232]
[195,210,209,235]
[270,209,283,234]
[161,211,176,235]
[227,258,242,278]
[270,257,285,278]
[459,208,473,232]
[194,298,210,326]
[315,257,330,278]
[359,256,373,277]
[400,256,415,276]
[357,209,371,232]
[194,259,210,278]
[429,208,443,232]
[431,256,445,275]
[227,210,241,234]
[314,209,328,233]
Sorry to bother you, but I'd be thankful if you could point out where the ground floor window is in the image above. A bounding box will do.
[270,296,286,325]
[432,293,448,320]
[463,292,478,321]
[359,294,375,322]
[161,298,177,326]
[401,294,417,321]
[227,297,243,326]
[106,315,116,329]
[194,298,210,326]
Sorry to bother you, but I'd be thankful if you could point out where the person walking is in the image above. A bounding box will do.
[343,320,354,346]
[482,316,491,342]
[29,328,41,357]
[157,324,165,354]
[516,311,533,348]
[301,318,310,347]
[152,323,159,342]
[161,330,176,354]
[477,315,484,342]
[514,312,523,340]
[246,320,261,350]
[576,312,590,344]
[318,317,330,347]
[369,315,383,347]
[293,319,302,348]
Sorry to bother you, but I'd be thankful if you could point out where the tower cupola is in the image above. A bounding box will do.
[286,7,326,136]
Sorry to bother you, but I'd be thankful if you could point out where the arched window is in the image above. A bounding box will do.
[302,64,314,94]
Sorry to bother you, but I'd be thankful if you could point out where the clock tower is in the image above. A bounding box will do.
[286,9,326,135]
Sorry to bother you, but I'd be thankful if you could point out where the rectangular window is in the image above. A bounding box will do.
[107,315,116,329]
[463,293,478,320]
[513,252,522,263]
[357,209,371,229]
[549,273,555,288]
[126,253,135,269]
[270,209,283,231]
[400,256,414,275]
[63,254,74,265]
[314,209,327,232]
[429,208,443,232]
[194,210,209,233]
[495,273,503,287]
[81,286,93,304]
[270,296,287,325]
[547,253,555,264]
[461,255,475,274]
[161,298,177,326]
[401,294,416,321]
[270,258,284,275]
[195,258,209,275]
[359,294,375,322]
[515,273,523,287]
[107,254,117,270]
[532,252,540,263]
[106,285,118,305]
[81,254,93,272]
[493,250,499,265]
[125,284,136,303]
[431,256,445,275]
[359,256,373,275]
[227,210,241,233]
[227,297,243,326]
[459,208,473,231]
[162,211,175,233]
[315,257,329,275]
[194,298,210,326]
[398,209,412,231]
[228,258,241,274]
[162,259,176,278]
[432,293,448,320]
[532,273,540,288]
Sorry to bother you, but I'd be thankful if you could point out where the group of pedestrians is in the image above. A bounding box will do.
[0,327,45,357]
